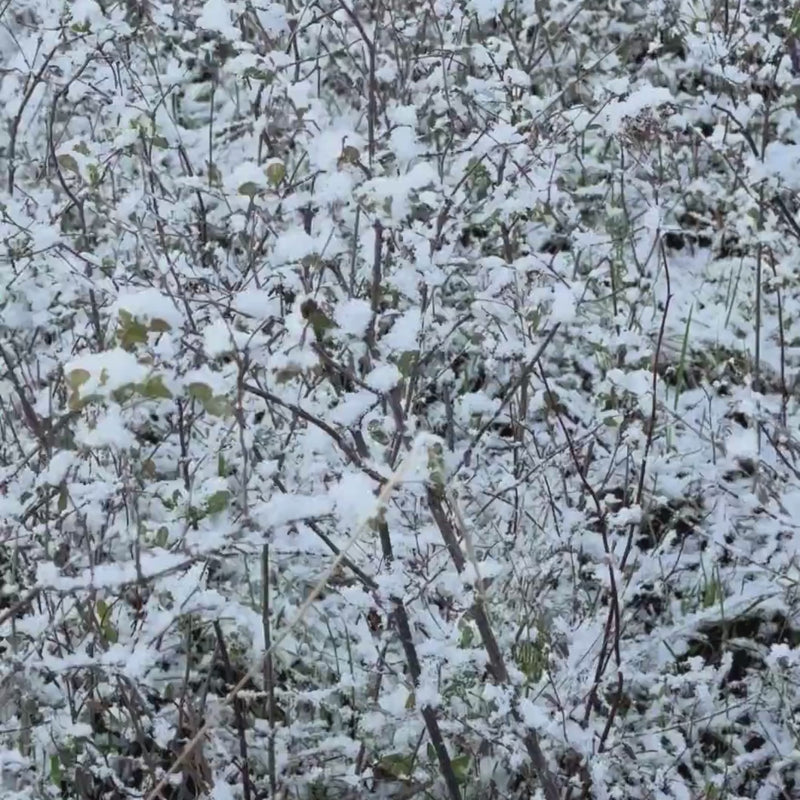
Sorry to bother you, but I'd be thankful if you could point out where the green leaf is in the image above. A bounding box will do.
[149,317,171,333]
[458,619,475,649]
[57,154,80,175]
[218,453,227,477]
[204,490,230,516]
[110,382,137,404]
[67,368,91,389]
[238,181,261,198]
[340,145,360,165]
[300,299,336,341]
[138,375,172,400]
[451,755,471,783]
[118,309,149,349]
[57,482,69,512]
[274,367,302,384]
[367,419,389,444]
[96,600,118,644]
[242,67,274,83]
[50,755,61,785]
[205,395,231,416]
[266,160,285,186]
[516,640,546,682]
[187,382,213,405]
[187,382,230,415]
[378,753,414,780]
[396,350,417,378]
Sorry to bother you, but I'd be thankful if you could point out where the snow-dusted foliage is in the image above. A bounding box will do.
[3,0,800,798]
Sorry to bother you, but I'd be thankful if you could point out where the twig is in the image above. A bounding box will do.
[243,381,386,485]
[261,546,277,799]
[459,324,560,471]
[426,488,561,800]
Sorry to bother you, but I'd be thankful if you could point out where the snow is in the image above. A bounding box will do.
[333,298,372,336]
[602,84,673,133]
[113,288,183,328]
[365,364,401,392]
[550,283,577,323]
[724,427,759,462]
[255,3,289,36]
[334,472,380,530]
[252,493,335,529]
[76,407,136,449]
[202,319,251,357]
[225,161,269,194]
[232,288,276,317]
[37,450,78,486]
[378,685,410,715]
[65,349,149,397]
[758,141,800,190]
[329,390,374,426]
[70,0,105,26]
[272,229,318,263]
[388,105,417,127]
[308,128,363,172]
[197,0,240,40]
[8,3,800,798]
[468,0,506,23]
[35,551,189,591]
[382,308,421,352]
[389,125,420,165]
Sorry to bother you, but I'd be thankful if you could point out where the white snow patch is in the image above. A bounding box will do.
[197,0,240,39]
[334,298,372,336]
[203,319,250,357]
[550,282,577,323]
[383,308,421,352]
[255,3,289,35]
[365,364,401,392]
[725,427,758,461]
[329,391,374,426]
[113,288,182,328]
[334,473,379,530]
[759,142,800,190]
[232,289,275,318]
[225,161,268,194]
[388,105,417,127]
[70,0,105,26]
[38,450,78,486]
[378,685,410,715]
[65,349,149,397]
[76,407,136,450]
[389,126,420,165]
[253,493,335,529]
[468,0,506,22]
[602,84,673,133]
[272,229,318,263]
